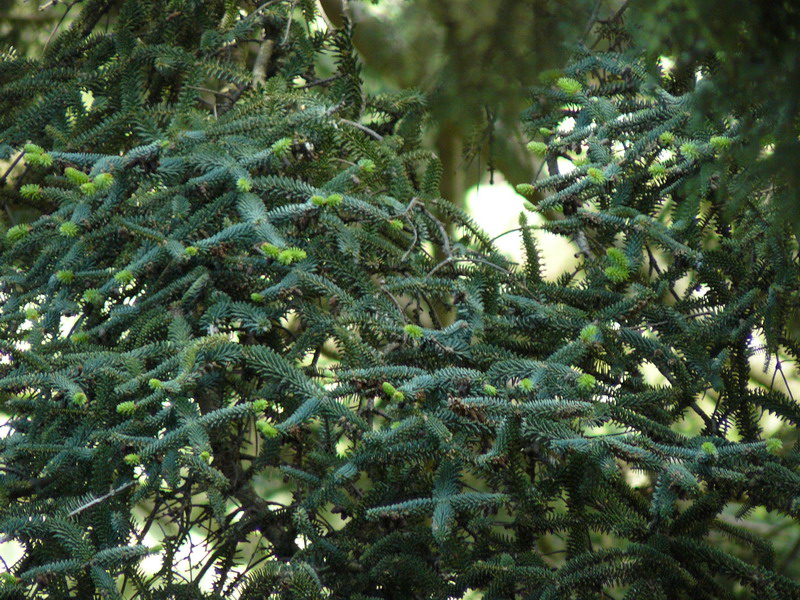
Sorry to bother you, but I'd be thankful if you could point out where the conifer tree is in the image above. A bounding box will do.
[0,1,470,597]
[1,2,799,600]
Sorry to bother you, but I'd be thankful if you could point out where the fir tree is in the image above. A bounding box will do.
[0,1,469,597]
[1,3,799,600]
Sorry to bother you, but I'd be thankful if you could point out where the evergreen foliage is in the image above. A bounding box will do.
[1,2,799,600]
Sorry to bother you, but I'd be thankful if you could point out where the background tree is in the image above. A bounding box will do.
[627,0,800,236]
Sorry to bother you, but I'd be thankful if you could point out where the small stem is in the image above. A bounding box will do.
[339,118,383,141]
[282,0,296,45]
[0,151,25,186]
[296,74,345,89]
[43,1,80,53]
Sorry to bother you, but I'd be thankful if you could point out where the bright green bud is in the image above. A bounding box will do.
[270,137,293,158]
[26,152,53,168]
[709,136,731,151]
[72,392,88,406]
[701,441,717,456]
[659,131,675,145]
[24,307,39,320]
[359,159,376,173]
[117,401,136,415]
[24,143,44,154]
[59,222,79,237]
[252,399,268,412]
[388,219,404,231]
[680,142,701,160]
[199,451,211,462]
[56,270,74,284]
[83,288,102,304]
[556,77,582,95]
[606,247,629,268]
[149,544,163,553]
[256,420,279,437]
[310,195,326,206]
[577,373,596,390]
[70,332,89,344]
[20,184,41,199]
[236,177,252,193]
[326,193,343,207]
[572,156,590,167]
[648,163,667,177]
[604,265,629,283]
[123,453,140,465]
[148,378,163,390]
[79,182,97,195]
[538,127,554,137]
[518,378,534,392]
[527,141,548,157]
[277,247,307,265]
[383,384,405,402]
[580,324,600,343]
[94,173,114,190]
[114,269,134,284]
[7,223,32,242]
[766,438,783,454]
[587,167,606,184]
[403,324,423,338]
[276,250,293,265]
[515,183,536,197]
[523,201,537,212]
[605,249,630,281]
[0,572,19,585]
[64,167,90,186]
[159,139,171,149]
[250,292,264,303]
[184,245,198,256]
[260,242,281,257]
[483,384,498,396]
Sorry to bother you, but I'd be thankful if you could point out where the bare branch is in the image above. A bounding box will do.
[67,480,137,518]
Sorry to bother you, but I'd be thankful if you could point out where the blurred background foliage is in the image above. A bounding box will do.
[2,0,800,588]
[629,0,800,237]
